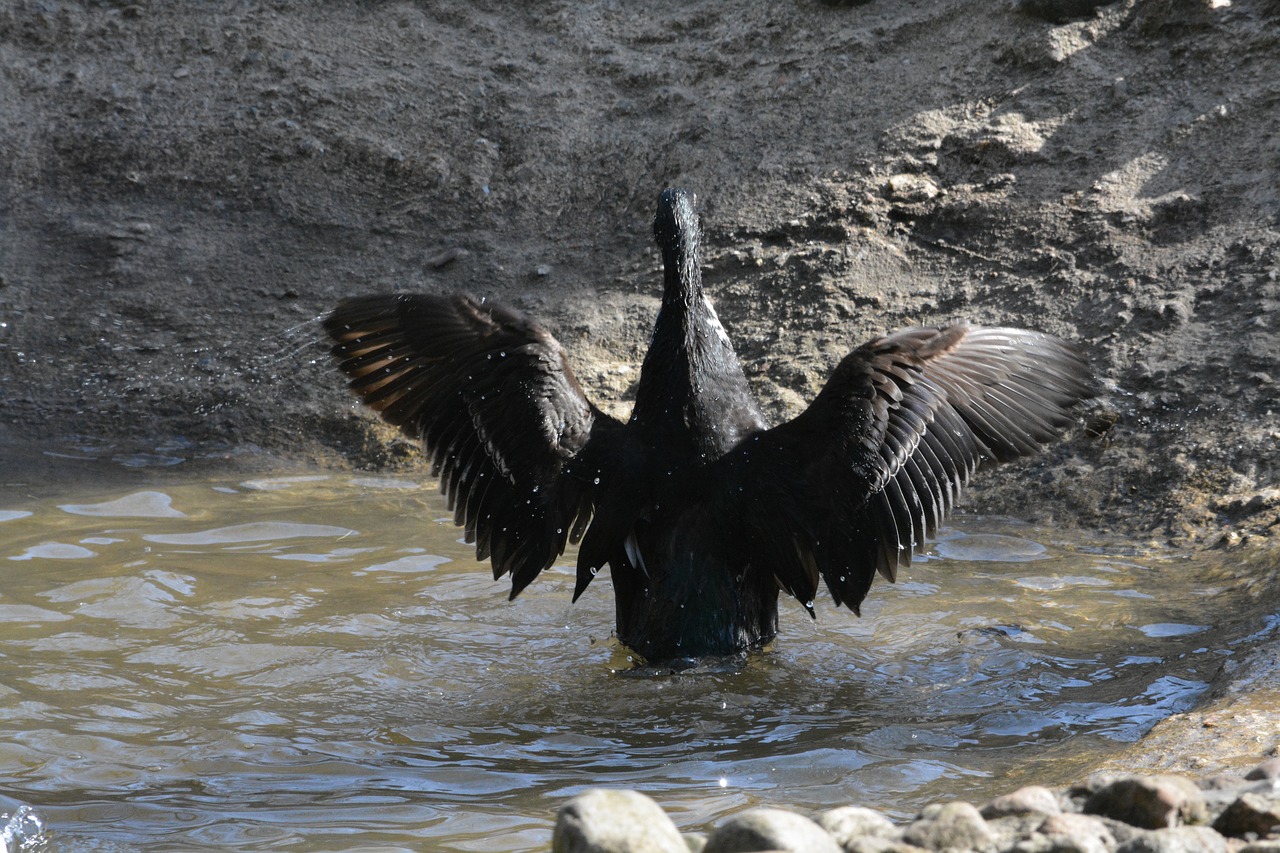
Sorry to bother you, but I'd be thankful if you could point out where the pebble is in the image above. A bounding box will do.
[817,805,898,844]
[1038,812,1116,853]
[1213,790,1280,837]
[1113,825,1227,853]
[1246,758,1280,781]
[702,807,841,853]
[1082,775,1207,829]
[902,802,996,851]
[884,174,940,203]
[981,786,1062,818]
[551,788,687,853]
[549,761,1280,853]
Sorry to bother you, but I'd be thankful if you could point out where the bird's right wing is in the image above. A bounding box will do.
[325,293,623,597]
[720,323,1093,615]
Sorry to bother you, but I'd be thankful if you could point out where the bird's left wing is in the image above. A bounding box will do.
[324,292,622,597]
[714,323,1094,616]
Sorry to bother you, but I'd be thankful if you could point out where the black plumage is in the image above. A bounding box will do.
[324,188,1094,665]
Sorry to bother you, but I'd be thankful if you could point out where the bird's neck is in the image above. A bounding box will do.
[660,242,702,314]
[631,244,764,460]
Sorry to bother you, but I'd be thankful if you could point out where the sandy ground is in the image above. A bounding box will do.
[1,0,1278,770]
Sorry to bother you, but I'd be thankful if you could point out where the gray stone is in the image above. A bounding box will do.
[816,806,899,848]
[1212,791,1280,838]
[1034,812,1117,853]
[885,174,940,203]
[1082,775,1207,829]
[1239,842,1280,853]
[902,801,996,851]
[1114,825,1228,853]
[985,814,1050,851]
[683,832,707,852]
[1247,758,1280,781]
[981,786,1062,818]
[552,788,688,853]
[838,841,929,853]
[702,807,841,853]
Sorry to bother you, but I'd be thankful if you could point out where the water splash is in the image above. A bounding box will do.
[0,805,47,851]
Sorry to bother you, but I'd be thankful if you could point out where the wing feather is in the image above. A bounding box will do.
[325,292,623,595]
[722,322,1092,613]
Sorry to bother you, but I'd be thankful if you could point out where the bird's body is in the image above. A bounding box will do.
[325,188,1093,665]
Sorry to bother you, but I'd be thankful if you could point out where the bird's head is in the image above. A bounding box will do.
[653,188,700,257]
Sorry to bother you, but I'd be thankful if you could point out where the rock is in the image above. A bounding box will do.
[1037,812,1117,853]
[1239,842,1280,853]
[884,174,940,203]
[1246,758,1280,781]
[902,802,996,851]
[683,832,708,853]
[1113,825,1228,853]
[702,807,841,853]
[816,806,898,848]
[981,785,1062,818]
[1212,791,1280,838]
[552,789,688,853]
[425,246,470,268]
[1082,775,1208,829]
[984,814,1051,851]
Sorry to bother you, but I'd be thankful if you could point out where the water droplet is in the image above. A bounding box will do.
[593,477,601,485]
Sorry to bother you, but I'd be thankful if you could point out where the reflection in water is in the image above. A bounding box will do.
[0,469,1267,851]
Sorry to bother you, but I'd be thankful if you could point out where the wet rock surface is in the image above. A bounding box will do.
[554,765,1280,853]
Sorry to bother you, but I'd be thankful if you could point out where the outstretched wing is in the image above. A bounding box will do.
[724,323,1094,614]
[324,292,622,596]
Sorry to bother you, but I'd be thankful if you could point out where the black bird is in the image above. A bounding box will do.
[324,188,1093,665]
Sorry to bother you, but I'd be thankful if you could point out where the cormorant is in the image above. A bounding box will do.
[324,188,1093,665]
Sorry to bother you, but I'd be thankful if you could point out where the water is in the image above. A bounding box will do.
[0,455,1270,851]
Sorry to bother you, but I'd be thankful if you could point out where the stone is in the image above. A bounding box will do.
[1212,791,1280,838]
[1036,813,1117,853]
[884,174,940,203]
[1113,825,1228,853]
[702,807,841,853]
[981,786,1062,818]
[902,801,996,851]
[817,806,898,841]
[1246,758,1280,781]
[1082,775,1208,829]
[552,788,688,853]
[984,814,1046,851]
[683,832,708,852]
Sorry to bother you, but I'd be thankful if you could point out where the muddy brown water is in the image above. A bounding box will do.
[0,453,1269,851]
